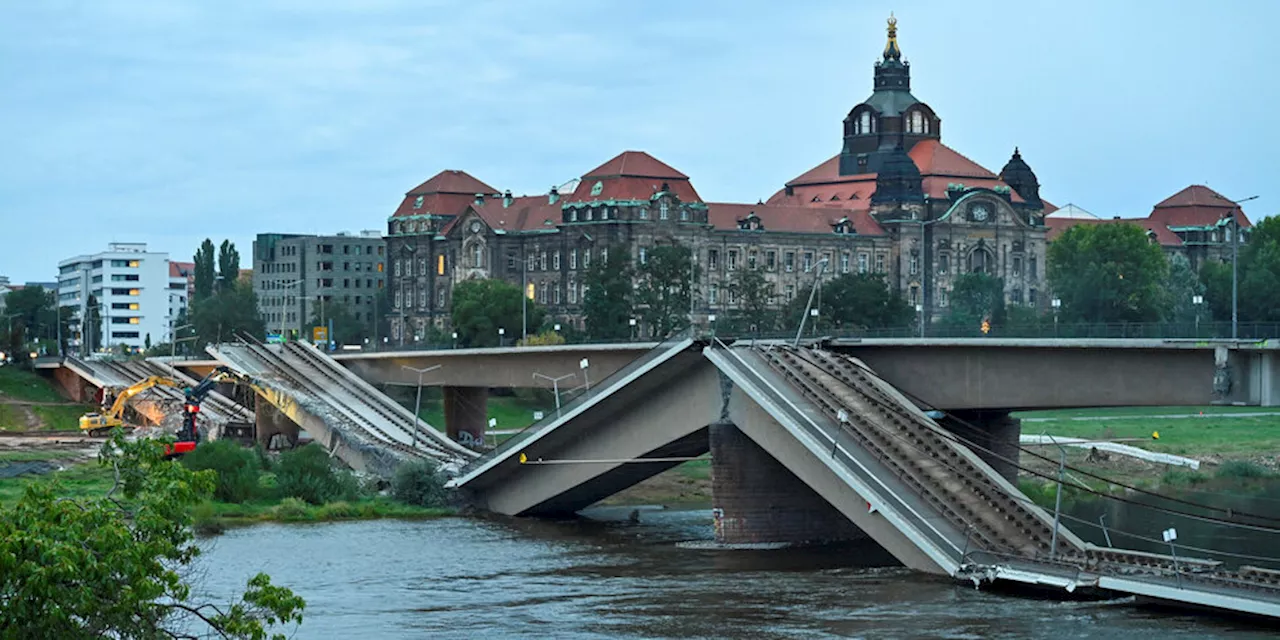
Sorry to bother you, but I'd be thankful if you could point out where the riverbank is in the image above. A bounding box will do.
[0,449,455,529]
[0,367,97,432]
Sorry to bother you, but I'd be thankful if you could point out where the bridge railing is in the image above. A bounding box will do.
[455,330,695,477]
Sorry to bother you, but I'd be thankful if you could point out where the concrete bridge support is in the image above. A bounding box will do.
[49,366,98,404]
[710,422,867,546]
[256,400,301,449]
[937,411,1021,484]
[444,386,488,448]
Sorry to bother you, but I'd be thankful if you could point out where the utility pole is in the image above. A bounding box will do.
[522,244,528,342]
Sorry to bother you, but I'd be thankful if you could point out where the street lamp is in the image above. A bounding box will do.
[401,366,442,450]
[1192,294,1204,336]
[580,357,591,392]
[451,331,458,349]
[708,313,717,337]
[1222,195,1259,340]
[497,327,505,347]
[629,317,637,341]
[1051,298,1061,336]
[794,257,830,346]
[915,303,924,338]
[533,371,576,416]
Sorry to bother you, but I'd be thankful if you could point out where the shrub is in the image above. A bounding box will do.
[1216,460,1272,480]
[315,501,357,520]
[391,460,450,507]
[181,439,262,503]
[276,444,359,505]
[272,497,310,520]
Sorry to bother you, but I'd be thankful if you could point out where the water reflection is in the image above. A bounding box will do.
[191,507,1277,639]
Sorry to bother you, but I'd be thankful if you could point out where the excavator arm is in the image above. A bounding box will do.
[80,376,183,433]
[169,365,265,456]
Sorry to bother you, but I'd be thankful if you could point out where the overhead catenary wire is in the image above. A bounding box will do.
[784,346,1280,533]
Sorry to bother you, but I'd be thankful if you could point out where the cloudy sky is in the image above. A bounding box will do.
[2,0,1276,284]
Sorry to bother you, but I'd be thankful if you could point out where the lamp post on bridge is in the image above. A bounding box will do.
[402,364,441,451]
[497,327,505,347]
[914,304,924,339]
[1192,294,1204,337]
[1221,195,1259,340]
[1051,298,1061,337]
[533,371,576,417]
[794,257,830,346]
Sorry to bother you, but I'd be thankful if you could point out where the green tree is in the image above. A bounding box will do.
[784,272,912,333]
[947,273,1007,331]
[1200,260,1232,322]
[725,268,776,333]
[1163,253,1206,323]
[1238,217,1280,322]
[0,433,304,638]
[450,279,544,347]
[1047,223,1169,323]
[194,238,217,302]
[582,245,634,340]
[309,299,365,347]
[636,244,694,338]
[218,239,242,292]
[191,279,265,347]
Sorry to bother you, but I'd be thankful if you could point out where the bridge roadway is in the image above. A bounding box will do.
[159,337,1280,410]
[450,338,1280,619]
[209,341,477,474]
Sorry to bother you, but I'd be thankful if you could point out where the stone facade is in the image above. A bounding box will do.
[383,18,1050,340]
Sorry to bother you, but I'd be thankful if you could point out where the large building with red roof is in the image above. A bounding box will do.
[1046,184,1252,271]
[382,16,1057,339]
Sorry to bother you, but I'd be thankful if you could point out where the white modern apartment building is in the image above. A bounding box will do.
[57,243,188,354]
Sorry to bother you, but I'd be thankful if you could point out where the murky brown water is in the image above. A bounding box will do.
[193,506,1276,639]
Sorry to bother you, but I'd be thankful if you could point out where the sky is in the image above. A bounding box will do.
[2,0,1277,284]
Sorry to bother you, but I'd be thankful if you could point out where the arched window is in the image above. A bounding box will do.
[969,248,993,274]
[859,111,871,134]
[470,243,484,268]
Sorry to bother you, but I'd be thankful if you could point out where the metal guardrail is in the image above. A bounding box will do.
[454,330,696,477]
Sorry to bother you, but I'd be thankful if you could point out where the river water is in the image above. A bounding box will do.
[193,506,1276,639]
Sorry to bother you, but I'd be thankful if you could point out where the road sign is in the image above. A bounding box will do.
[266,333,284,344]
[312,327,328,344]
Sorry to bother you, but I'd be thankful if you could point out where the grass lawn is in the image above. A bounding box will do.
[0,367,66,403]
[1020,413,1280,458]
[0,461,114,506]
[31,404,96,430]
[0,404,27,430]
[1016,405,1280,420]
[415,394,555,432]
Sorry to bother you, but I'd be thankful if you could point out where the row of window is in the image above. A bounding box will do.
[109,259,141,268]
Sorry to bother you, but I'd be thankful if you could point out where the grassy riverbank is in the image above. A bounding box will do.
[0,448,454,528]
[0,367,96,431]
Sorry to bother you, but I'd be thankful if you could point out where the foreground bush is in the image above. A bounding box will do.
[0,433,304,638]
[276,444,359,505]
[391,460,450,507]
[182,439,262,503]
[1216,460,1272,480]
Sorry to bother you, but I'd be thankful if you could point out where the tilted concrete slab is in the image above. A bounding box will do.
[450,336,721,515]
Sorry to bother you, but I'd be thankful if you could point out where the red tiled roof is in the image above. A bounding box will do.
[469,196,563,233]
[770,140,1024,208]
[1045,217,1183,246]
[169,261,195,278]
[583,151,689,180]
[707,203,885,235]
[407,170,497,197]
[1148,185,1251,229]
[392,192,477,219]
[568,151,702,203]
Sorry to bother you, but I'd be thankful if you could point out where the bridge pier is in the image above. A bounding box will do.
[710,422,867,546]
[256,399,301,449]
[49,365,97,404]
[937,411,1021,484]
[444,386,488,448]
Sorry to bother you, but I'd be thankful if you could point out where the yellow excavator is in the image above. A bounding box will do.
[79,376,183,436]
